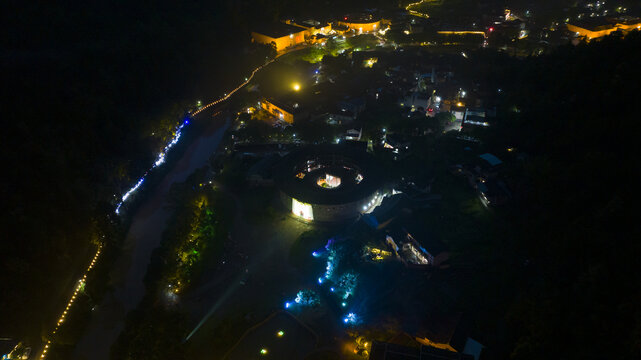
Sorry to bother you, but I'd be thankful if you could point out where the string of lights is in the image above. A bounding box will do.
[192,59,274,116]
[39,58,277,359]
[39,245,102,359]
[114,119,188,214]
[115,58,274,215]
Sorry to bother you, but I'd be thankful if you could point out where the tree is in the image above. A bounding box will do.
[434,111,455,133]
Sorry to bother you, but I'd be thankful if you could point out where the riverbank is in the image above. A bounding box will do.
[73,110,230,360]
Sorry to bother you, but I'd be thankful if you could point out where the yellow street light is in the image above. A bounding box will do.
[293,83,301,91]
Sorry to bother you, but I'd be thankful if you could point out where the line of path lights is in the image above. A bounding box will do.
[405,0,431,18]
[39,244,102,359]
[41,57,278,360]
[115,58,274,215]
[114,118,189,214]
[192,59,274,116]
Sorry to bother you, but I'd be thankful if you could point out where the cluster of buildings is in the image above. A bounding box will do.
[227,47,494,360]
[251,14,389,52]
[364,50,495,138]
[385,5,537,48]
[230,5,640,360]
[246,43,498,157]
[357,187,484,360]
[258,94,366,127]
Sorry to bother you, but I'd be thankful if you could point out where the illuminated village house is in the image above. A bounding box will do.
[251,23,307,51]
[338,15,381,33]
[385,224,449,268]
[260,98,306,124]
[283,19,332,36]
[567,17,641,40]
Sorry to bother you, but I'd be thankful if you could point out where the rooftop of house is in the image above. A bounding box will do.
[340,13,381,23]
[616,16,641,25]
[300,19,331,28]
[386,133,411,147]
[478,153,502,167]
[253,22,307,38]
[568,17,616,31]
[400,222,448,257]
[365,193,413,228]
[417,311,464,347]
[370,341,475,360]
[333,23,349,31]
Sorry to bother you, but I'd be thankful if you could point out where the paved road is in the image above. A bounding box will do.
[73,108,229,360]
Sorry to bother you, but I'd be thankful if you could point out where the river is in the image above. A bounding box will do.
[74,109,229,360]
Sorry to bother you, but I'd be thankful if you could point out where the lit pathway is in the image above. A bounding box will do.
[405,0,432,18]
[37,57,276,360]
[73,113,230,360]
[38,245,103,359]
[192,59,274,116]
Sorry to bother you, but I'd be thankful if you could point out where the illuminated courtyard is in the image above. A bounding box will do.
[277,144,385,222]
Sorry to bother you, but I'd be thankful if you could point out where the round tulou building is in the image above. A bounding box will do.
[276,144,384,222]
